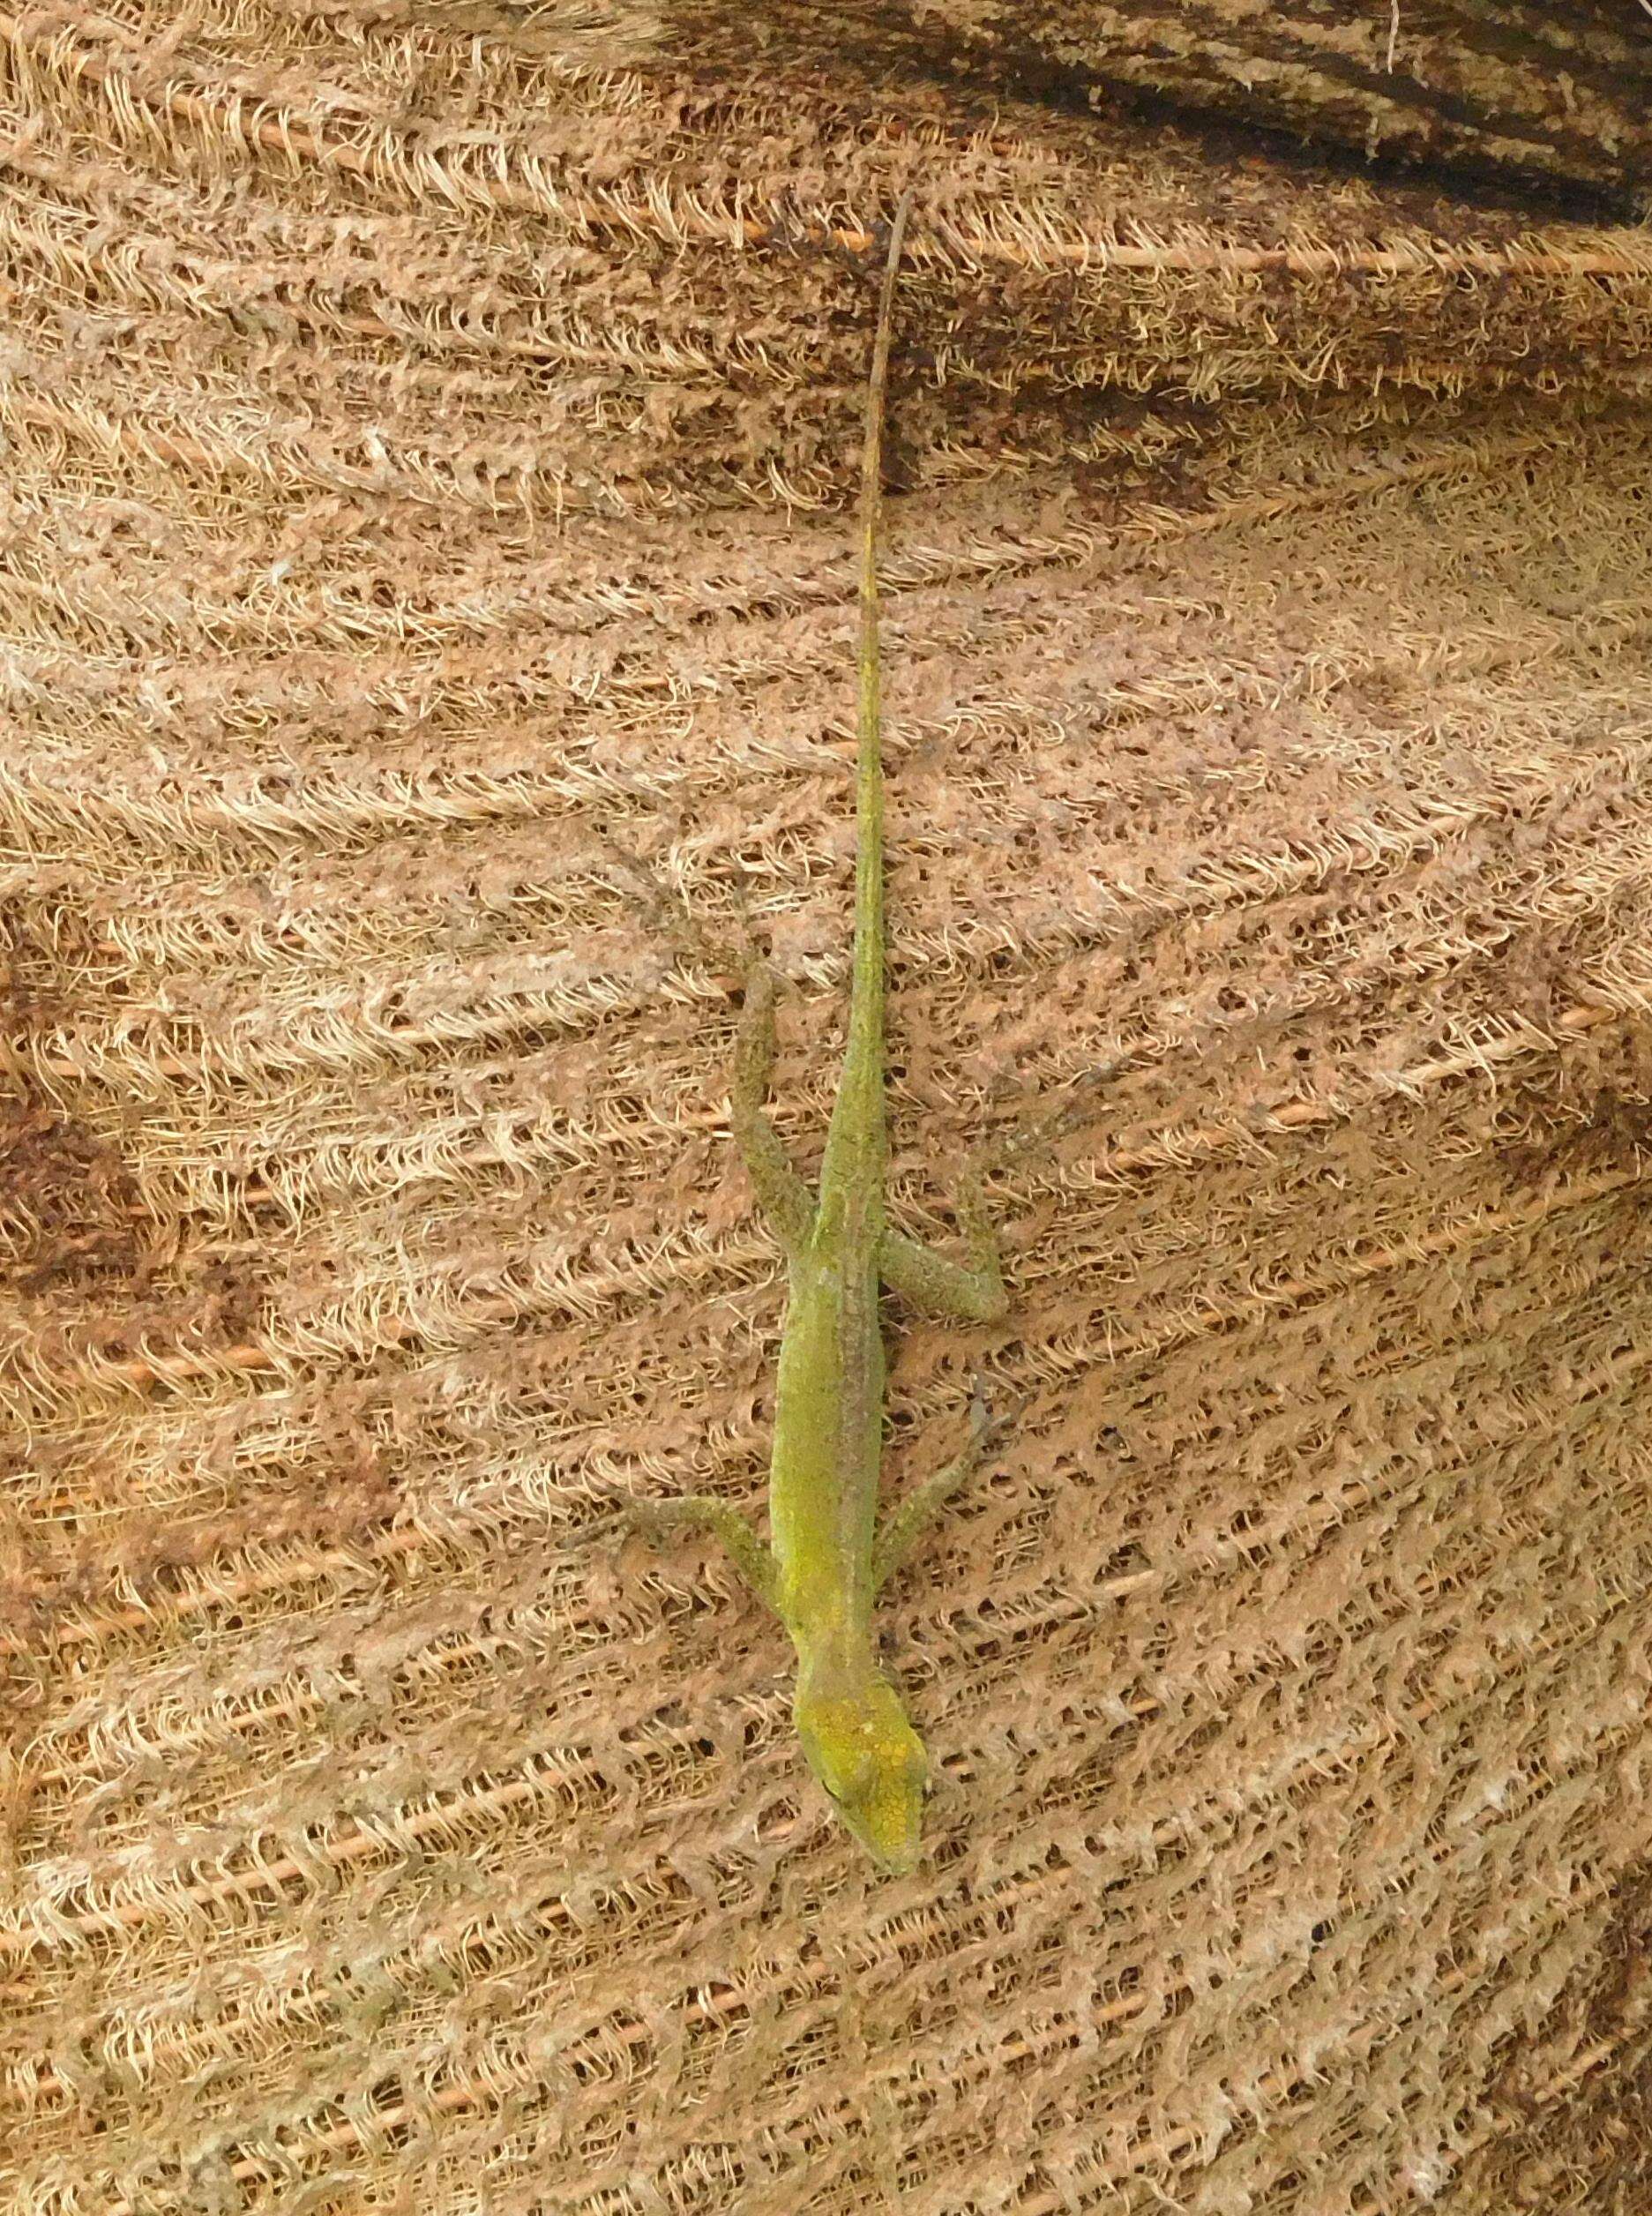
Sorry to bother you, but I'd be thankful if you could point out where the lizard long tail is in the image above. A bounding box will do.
[845,188,914,1076]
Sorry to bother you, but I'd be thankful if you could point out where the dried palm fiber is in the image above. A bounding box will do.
[866,0,1652,228]
[4,0,1652,2211]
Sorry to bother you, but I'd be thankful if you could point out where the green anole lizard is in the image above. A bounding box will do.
[639,191,1008,1872]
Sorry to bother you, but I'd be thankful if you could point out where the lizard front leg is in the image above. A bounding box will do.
[871,1385,1011,1592]
[626,959,803,1616]
[871,1163,1009,1582]
[627,1494,781,1613]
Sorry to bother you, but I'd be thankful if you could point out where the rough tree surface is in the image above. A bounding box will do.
[4,4,1652,2212]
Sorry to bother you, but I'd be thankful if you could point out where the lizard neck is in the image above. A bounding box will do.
[795,1624,878,1705]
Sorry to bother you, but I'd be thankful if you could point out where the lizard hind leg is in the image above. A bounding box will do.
[878,1155,1007,1324]
[730,959,817,1259]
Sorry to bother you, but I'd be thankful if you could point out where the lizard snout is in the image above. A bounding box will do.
[796,1677,929,1873]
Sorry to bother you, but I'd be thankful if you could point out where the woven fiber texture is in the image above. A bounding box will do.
[893,0,1652,225]
[4,4,1652,2212]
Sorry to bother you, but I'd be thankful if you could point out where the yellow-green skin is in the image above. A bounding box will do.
[643,196,1006,1871]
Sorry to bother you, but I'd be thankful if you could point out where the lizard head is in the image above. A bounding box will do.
[795,1673,928,1874]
